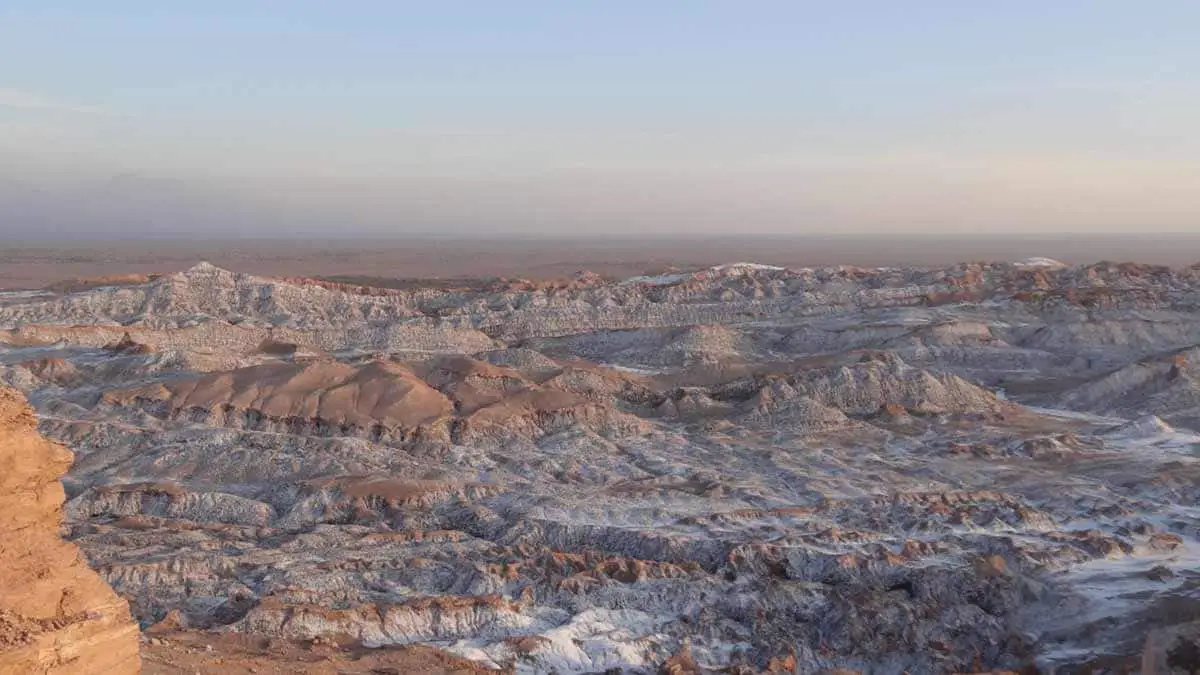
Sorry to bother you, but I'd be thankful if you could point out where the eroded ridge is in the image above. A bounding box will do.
[5,259,1200,673]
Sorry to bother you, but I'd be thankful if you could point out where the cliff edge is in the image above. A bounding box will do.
[0,387,141,674]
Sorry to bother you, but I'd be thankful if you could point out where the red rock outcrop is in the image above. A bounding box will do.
[0,387,141,674]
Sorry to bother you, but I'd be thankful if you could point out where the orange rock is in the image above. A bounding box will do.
[146,608,189,635]
[0,387,142,674]
[659,645,700,675]
[974,555,1009,578]
[765,652,798,673]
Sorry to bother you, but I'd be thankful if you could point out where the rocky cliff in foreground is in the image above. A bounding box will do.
[0,386,140,674]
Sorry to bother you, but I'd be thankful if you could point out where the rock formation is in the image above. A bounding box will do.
[6,259,1200,672]
[0,387,140,675]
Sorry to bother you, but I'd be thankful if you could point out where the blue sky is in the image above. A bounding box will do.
[3,1,1200,237]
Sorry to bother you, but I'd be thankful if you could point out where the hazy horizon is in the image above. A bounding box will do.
[6,234,1200,290]
[4,2,1200,237]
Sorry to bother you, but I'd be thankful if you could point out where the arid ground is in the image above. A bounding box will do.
[5,241,1200,673]
[4,234,1200,289]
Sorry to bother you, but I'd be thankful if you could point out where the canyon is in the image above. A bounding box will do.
[3,257,1200,673]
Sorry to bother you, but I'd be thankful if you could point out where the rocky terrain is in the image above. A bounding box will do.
[0,387,141,674]
[5,257,1200,673]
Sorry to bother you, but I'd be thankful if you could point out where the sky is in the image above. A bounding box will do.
[3,1,1200,238]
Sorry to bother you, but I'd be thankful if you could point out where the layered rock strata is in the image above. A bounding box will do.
[0,387,140,675]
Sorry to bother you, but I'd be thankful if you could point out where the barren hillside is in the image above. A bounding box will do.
[4,258,1200,673]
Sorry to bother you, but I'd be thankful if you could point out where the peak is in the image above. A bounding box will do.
[709,262,786,273]
[183,261,230,275]
[171,261,238,284]
[1012,257,1067,269]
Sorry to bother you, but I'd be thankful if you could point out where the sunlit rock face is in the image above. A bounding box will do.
[0,387,141,675]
